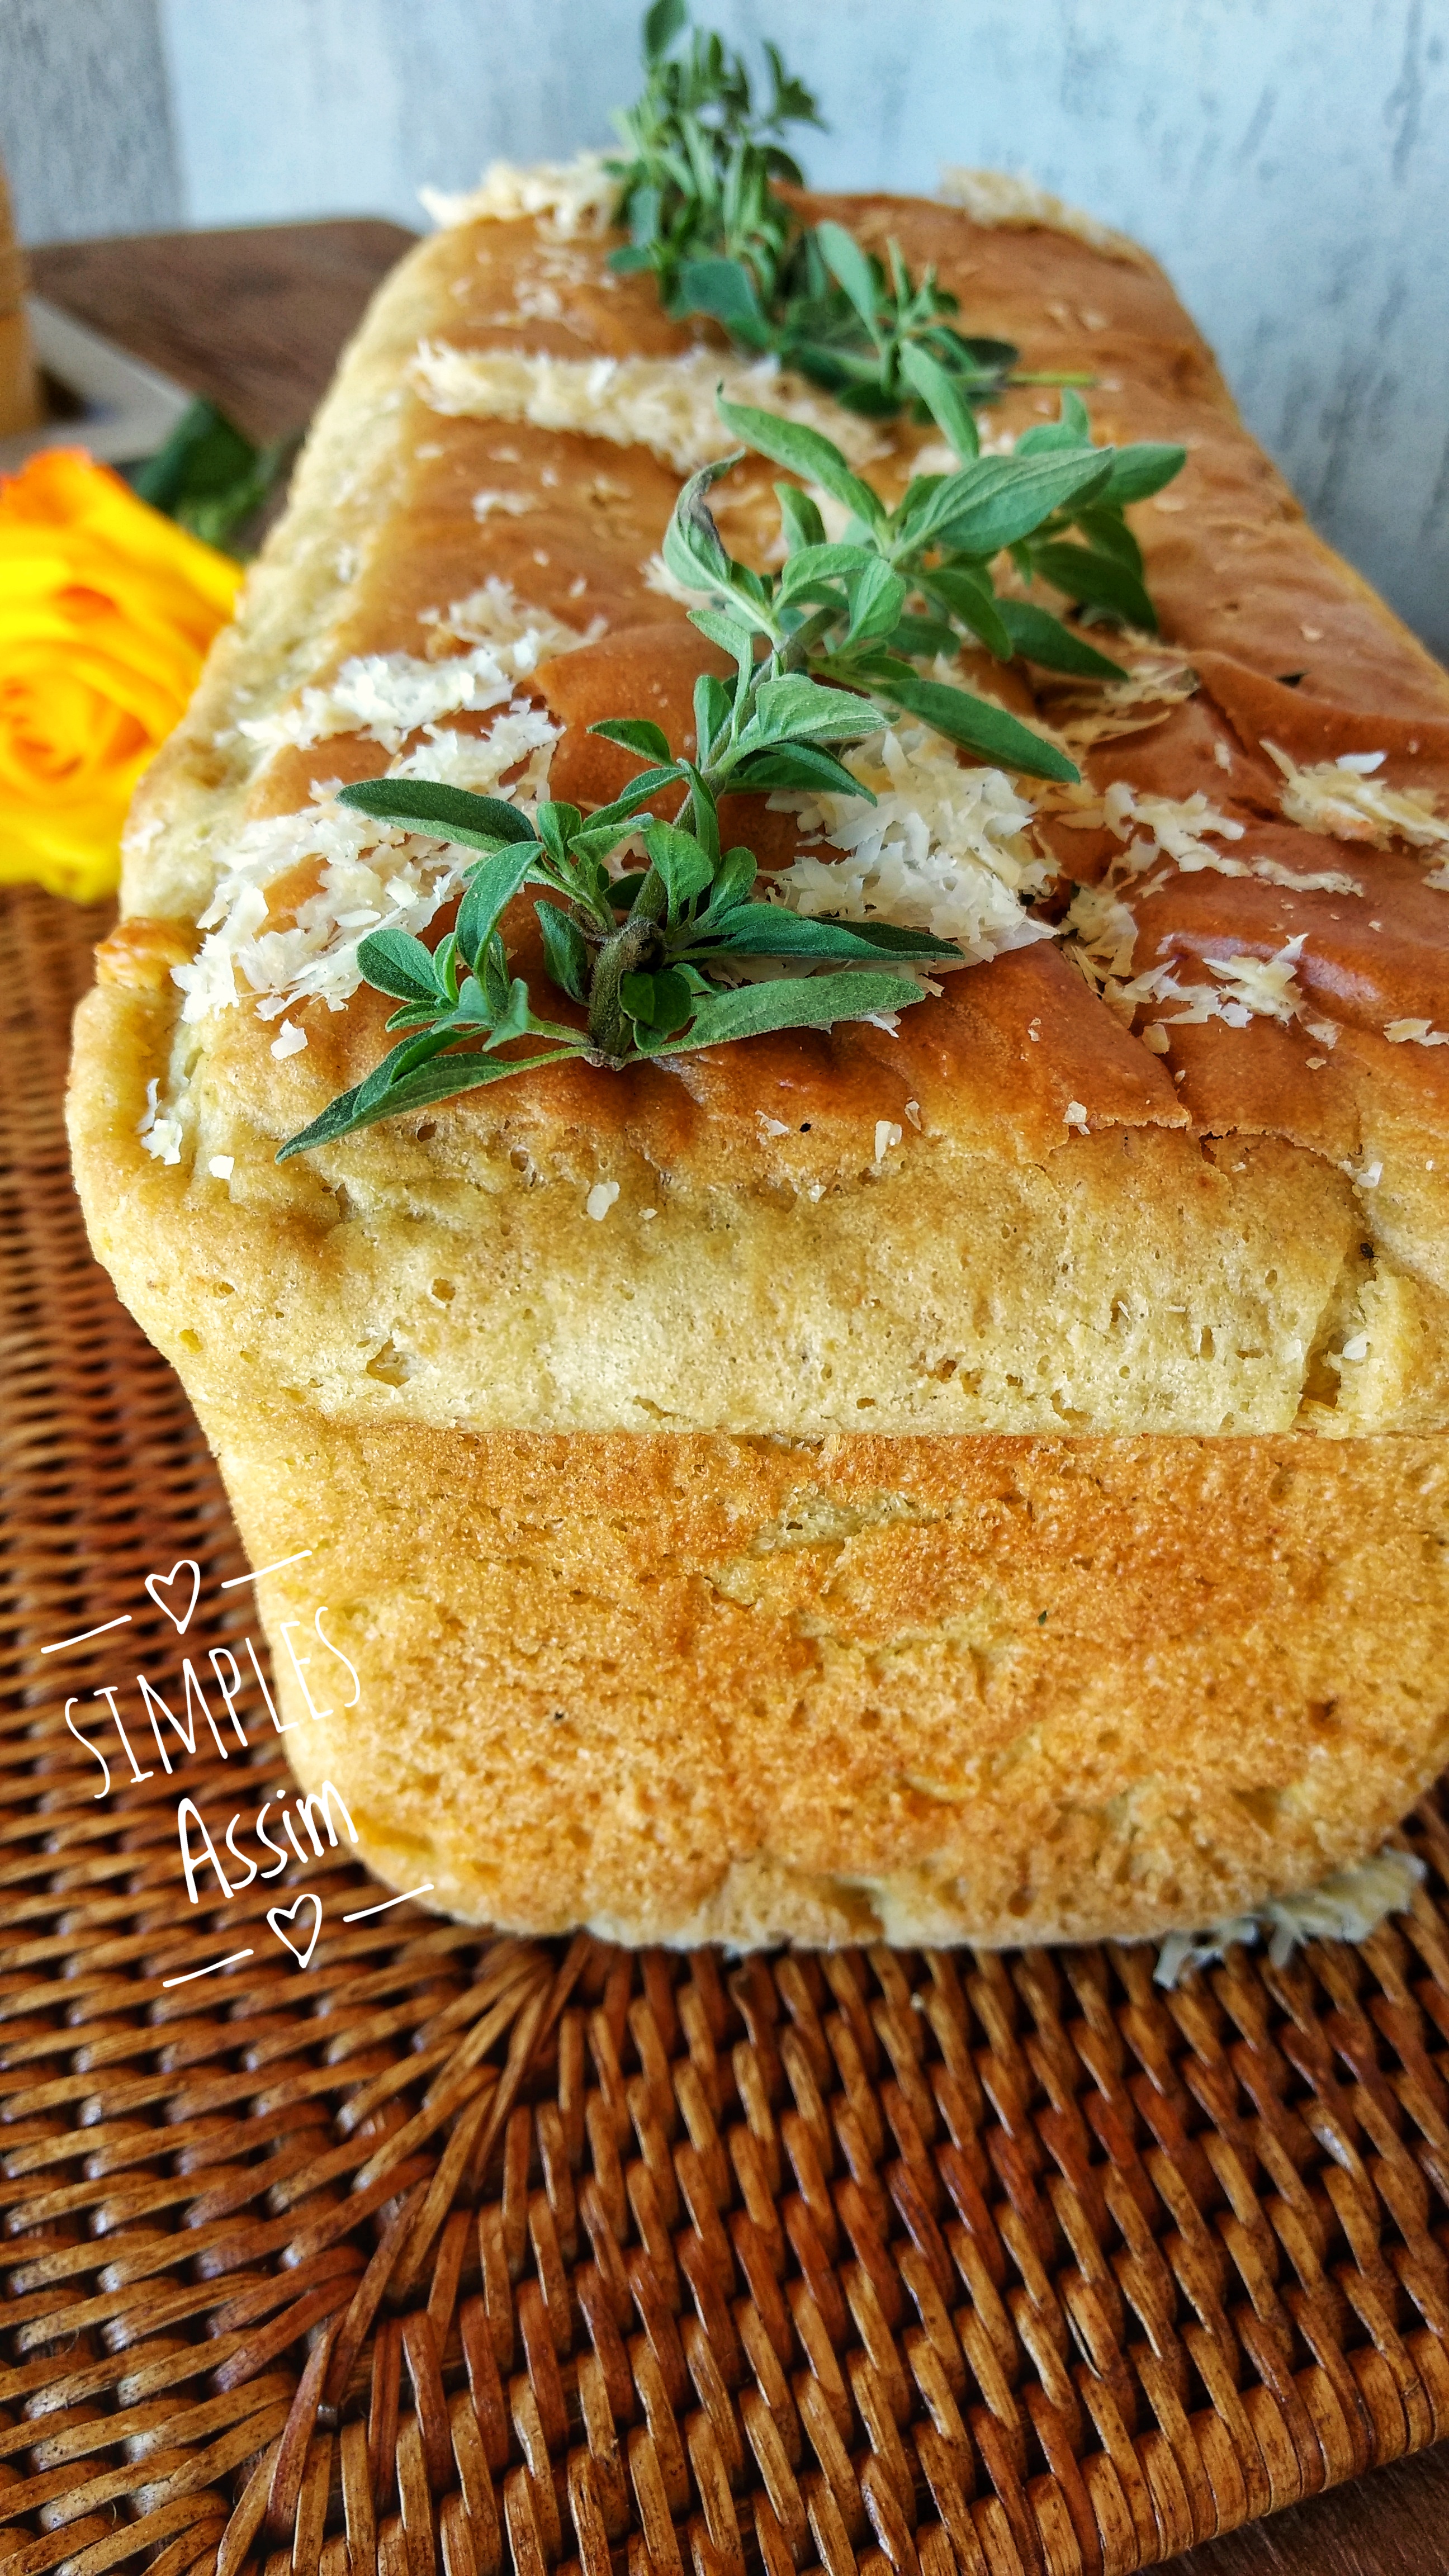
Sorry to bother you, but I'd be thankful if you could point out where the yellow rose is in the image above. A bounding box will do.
[0,447,242,902]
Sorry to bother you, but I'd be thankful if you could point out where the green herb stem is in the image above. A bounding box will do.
[585,912,669,1059]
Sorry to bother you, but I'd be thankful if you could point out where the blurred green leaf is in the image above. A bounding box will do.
[134,396,294,556]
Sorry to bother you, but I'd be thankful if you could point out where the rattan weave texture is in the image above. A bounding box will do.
[6,880,1449,2576]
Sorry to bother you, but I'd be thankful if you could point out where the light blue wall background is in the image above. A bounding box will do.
[3,1,1446,659]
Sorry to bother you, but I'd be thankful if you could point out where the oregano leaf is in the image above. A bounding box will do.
[995,597,1128,679]
[621,965,695,1031]
[776,481,826,551]
[661,452,744,596]
[918,566,1013,659]
[702,904,955,959]
[693,670,732,763]
[815,220,881,334]
[640,817,715,912]
[337,777,538,851]
[714,392,887,528]
[1098,441,1185,505]
[728,741,874,797]
[918,448,1115,555]
[898,339,980,459]
[689,603,768,661]
[456,844,547,968]
[703,844,758,913]
[642,0,687,63]
[589,716,673,763]
[676,254,772,344]
[1028,539,1157,630]
[651,968,928,1053]
[883,673,1080,782]
[355,926,444,1005]
[280,1046,580,1155]
[740,670,886,746]
[536,901,591,1003]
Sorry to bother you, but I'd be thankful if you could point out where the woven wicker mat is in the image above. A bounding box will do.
[6,879,1449,2576]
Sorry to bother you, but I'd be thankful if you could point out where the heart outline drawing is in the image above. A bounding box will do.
[145,1560,201,1636]
[267,1892,323,1968]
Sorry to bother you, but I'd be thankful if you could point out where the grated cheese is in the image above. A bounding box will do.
[409,342,889,476]
[208,1154,234,1181]
[235,618,567,757]
[1154,1845,1425,1985]
[1057,770,1366,1030]
[420,150,618,240]
[1113,932,1315,1036]
[1266,738,1449,856]
[769,723,1053,964]
[1041,651,1198,752]
[138,1075,183,1167]
[1085,782,1362,897]
[1208,932,1308,1024]
[1245,855,1363,894]
[937,167,1149,265]
[1062,880,1139,998]
[585,1180,621,1221]
[1114,783,1245,872]
[141,1119,183,1165]
[1386,1017,1449,1046]
[419,574,592,660]
[175,703,559,1028]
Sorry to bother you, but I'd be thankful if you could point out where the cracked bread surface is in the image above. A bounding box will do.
[67,184,1449,1945]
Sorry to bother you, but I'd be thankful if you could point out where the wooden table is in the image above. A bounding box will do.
[23,219,1449,2576]
[31,219,415,447]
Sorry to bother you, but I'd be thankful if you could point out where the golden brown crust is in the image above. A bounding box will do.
[66,182,1449,1945]
[94,918,196,993]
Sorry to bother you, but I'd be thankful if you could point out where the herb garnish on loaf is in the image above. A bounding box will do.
[608,0,1082,417]
[281,381,1182,1153]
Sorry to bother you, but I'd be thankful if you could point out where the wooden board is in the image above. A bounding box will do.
[29,220,416,446]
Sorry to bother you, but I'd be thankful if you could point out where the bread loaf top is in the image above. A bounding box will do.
[68,185,1449,1441]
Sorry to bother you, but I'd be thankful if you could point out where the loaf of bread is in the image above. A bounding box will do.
[67,167,1449,1949]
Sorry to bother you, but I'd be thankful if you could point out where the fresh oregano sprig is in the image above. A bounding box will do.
[277,379,1181,1157]
[677,363,1186,741]
[1003,386,1177,632]
[607,0,1083,418]
[607,0,817,318]
[276,678,954,1160]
